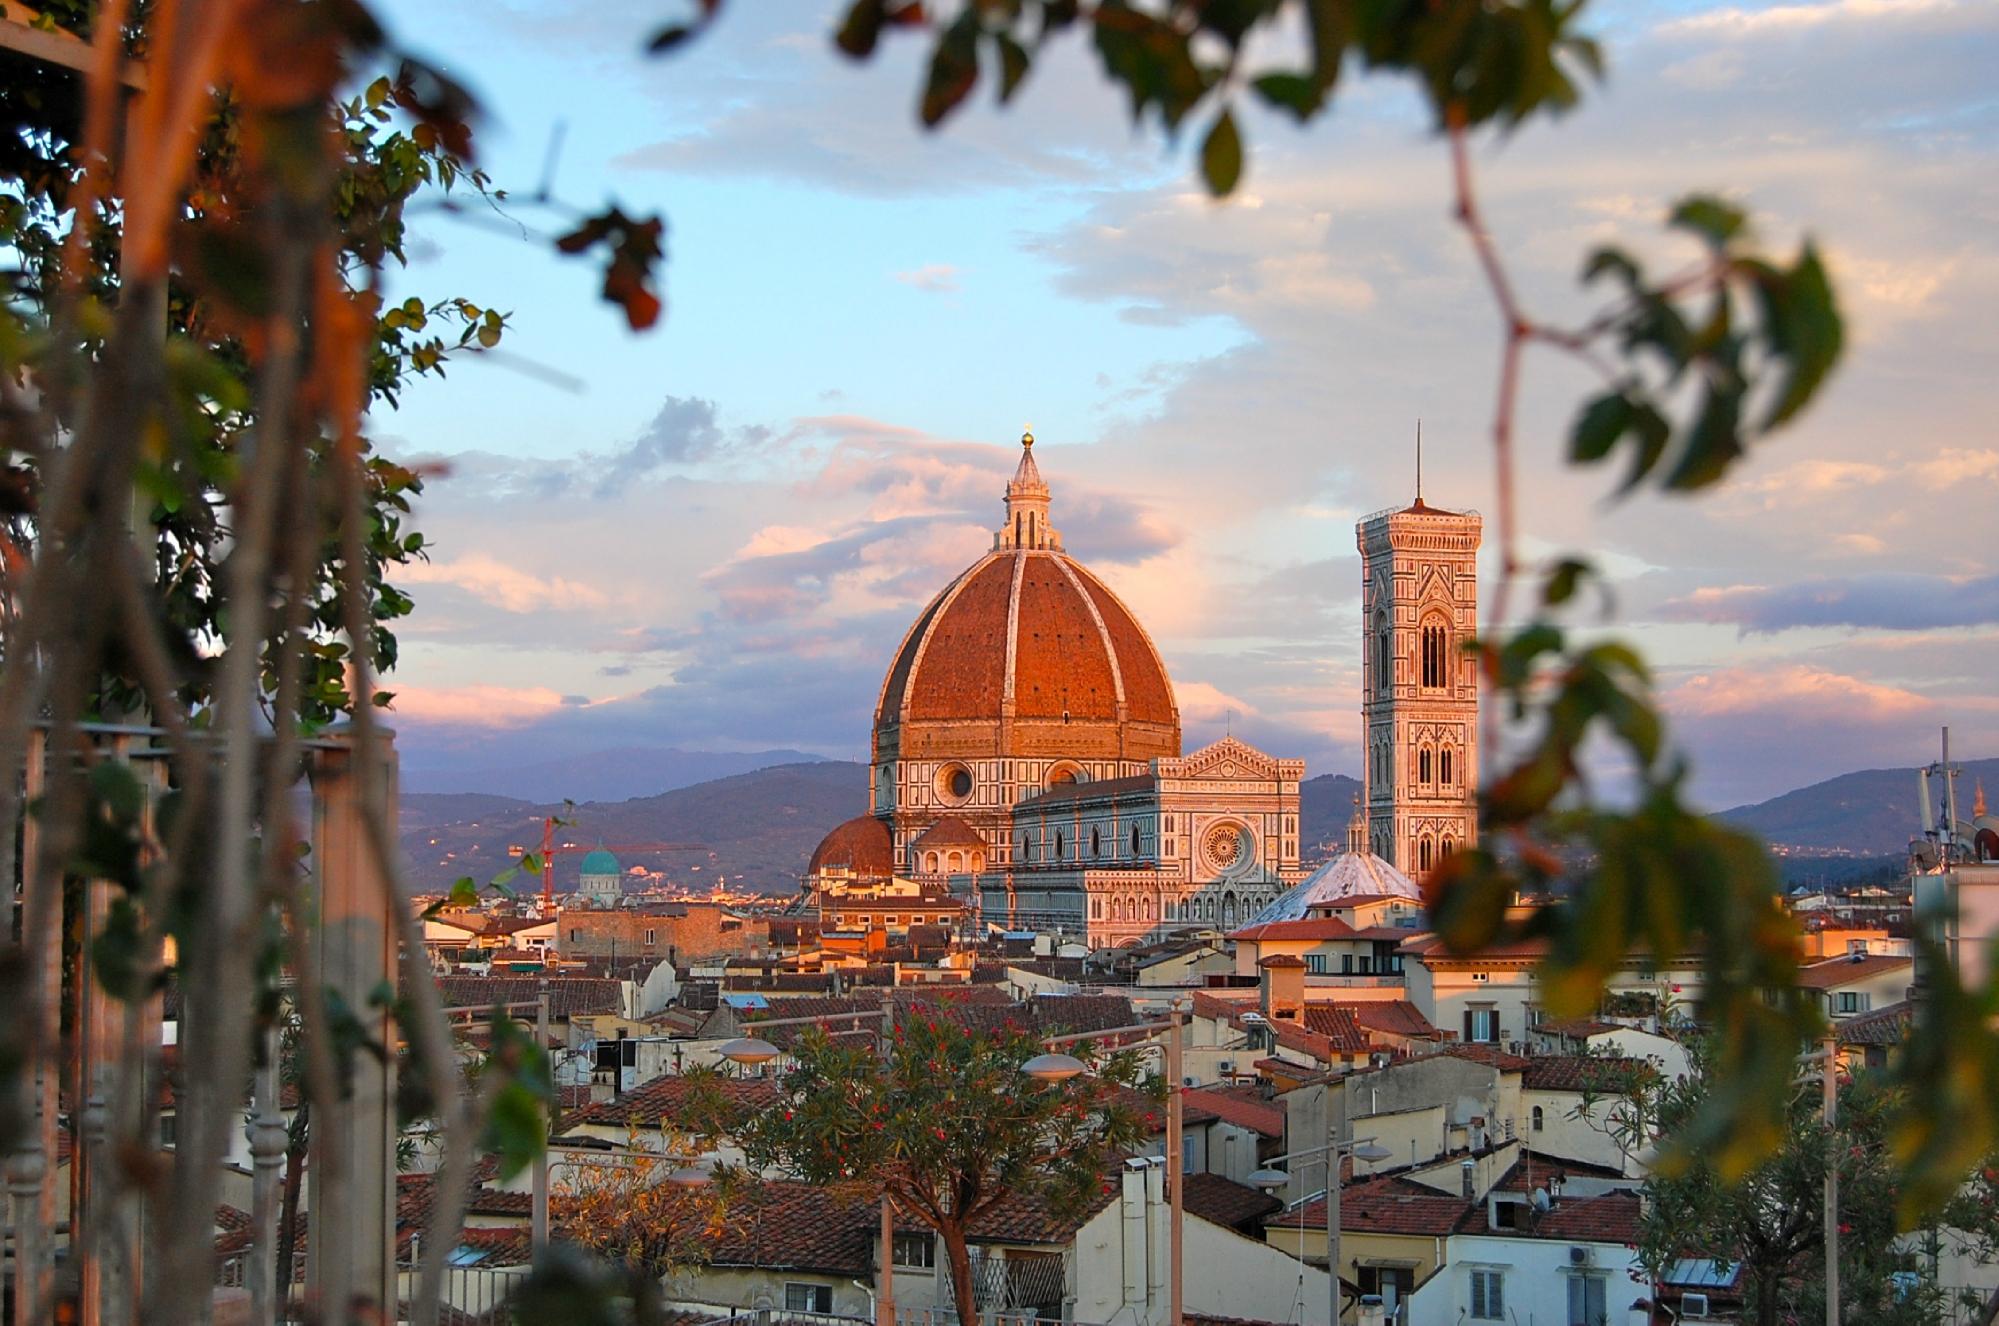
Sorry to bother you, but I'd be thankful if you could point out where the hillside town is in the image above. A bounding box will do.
[364,445,1999,1326]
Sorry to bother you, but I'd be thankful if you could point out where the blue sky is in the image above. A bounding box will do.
[367,0,1999,809]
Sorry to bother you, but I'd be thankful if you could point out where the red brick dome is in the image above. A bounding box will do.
[873,545,1180,764]
[808,814,895,878]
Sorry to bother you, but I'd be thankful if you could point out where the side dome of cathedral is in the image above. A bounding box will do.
[871,432,1180,767]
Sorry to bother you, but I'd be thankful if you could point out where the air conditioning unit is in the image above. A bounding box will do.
[1218,1060,1236,1075]
[1567,1246,1592,1267]
[1682,1292,1711,1319]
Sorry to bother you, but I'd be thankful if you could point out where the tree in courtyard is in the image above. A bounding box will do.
[720,1014,1155,1326]
[1635,1040,1994,1326]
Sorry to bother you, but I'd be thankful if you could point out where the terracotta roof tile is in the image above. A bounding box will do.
[1520,1055,1658,1093]
[1277,1177,1472,1236]
[1184,1087,1285,1139]
[436,976,623,1019]
[1229,917,1358,942]
[1796,955,1913,990]
[567,1074,779,1130]
[1352,1001,1441,1040]
[808,815,896,878]
[1182,1173,1283,1231]
[1837,1000,1912,1046]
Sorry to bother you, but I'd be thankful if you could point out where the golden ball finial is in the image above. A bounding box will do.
[1021,427,1034,449]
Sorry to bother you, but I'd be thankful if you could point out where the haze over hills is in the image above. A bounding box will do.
[400,761,867,895]
[1719,756,1998,858]
[394,751,1994,899]
[396,745,830,803]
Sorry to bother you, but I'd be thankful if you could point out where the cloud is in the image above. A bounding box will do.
[400,554,610,614]
[1658,0,1972,37]
[894,264,962,294]
[1660,573,1999,633]
[1668,664,1933,720]
[386,684,576,727]
[1173,680,1258,724]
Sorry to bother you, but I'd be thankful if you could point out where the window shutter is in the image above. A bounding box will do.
[1471,1272,1487,1318]
[1464,1010,1474,1041]
[1491,1272,1503,1318]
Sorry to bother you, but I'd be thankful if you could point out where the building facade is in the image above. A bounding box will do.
[807,433,1308,948]
[1358,495,1482,877]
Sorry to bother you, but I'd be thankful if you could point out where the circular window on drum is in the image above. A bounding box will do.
[935,763,974,806]
[1200,821,1254,875]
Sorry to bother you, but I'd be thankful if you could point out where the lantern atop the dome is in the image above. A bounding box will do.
[998,428,1058,551]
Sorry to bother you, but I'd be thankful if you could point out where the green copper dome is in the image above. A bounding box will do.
[578,847,621,877]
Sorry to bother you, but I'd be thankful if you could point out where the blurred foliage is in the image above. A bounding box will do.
[1635,1044,1983,1326]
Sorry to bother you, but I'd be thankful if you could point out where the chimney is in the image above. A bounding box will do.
[1460,1158,1476,1198]
[1260,955,1306,1021]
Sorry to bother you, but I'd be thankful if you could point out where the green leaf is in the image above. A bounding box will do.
[835,0,887,58]
[1670,195,1747,248]
[1753,243,1842,430]
[995,32,1031,103]
[1200,107,1242,197]
[649,23,695,52]
[1251,73,1319,122]
[1541,557,1594,608]
[920,16,980,128]
[1570,391,1632,464]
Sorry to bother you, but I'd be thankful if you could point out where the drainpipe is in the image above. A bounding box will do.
[1145,1157,1167,1322]
[1121,1161,1147,1309]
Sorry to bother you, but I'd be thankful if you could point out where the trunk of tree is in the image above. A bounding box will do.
[1754,1265,1782,1326]
[1974,1284,1999,1326]
[940,1217,978,1326]
[277,1103,308,1299]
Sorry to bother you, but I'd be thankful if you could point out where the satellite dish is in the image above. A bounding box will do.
[1532,1188,1552,1212]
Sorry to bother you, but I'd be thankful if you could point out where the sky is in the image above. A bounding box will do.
[367,0,1998,810]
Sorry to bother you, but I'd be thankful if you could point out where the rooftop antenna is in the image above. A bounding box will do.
[1415,419,1423,502]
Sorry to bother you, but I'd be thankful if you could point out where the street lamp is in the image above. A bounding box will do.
[1021,1052,1087,1083]
[719,1036,779,1070]
[1247,1136,1390,1326]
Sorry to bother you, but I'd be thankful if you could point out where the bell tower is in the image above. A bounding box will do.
[1357,485,1481,877]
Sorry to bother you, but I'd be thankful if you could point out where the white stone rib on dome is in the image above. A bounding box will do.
[1245,849,1422,926]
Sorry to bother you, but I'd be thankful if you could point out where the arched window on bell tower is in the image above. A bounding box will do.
[1421,621,1448,689]
[1418,746,1432,785]
[1374,611,1391,694]
[1441,747,1453,786]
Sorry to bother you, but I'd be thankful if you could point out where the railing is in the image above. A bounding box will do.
[217,1252,528,1323]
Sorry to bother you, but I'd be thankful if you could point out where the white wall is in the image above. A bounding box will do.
[1069,1160,1336,1326]
[1411,1233,1647,1326]
[1522,1090,1643,1176]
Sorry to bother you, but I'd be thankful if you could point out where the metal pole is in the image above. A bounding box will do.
[1166,1002,1184,1326]
[533,987,551,1254]
[1824,1033,1839,1326]
[880,998,897,1326]
[1327,1085,1341,1326]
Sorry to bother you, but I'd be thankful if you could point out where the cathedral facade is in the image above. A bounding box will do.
[804,432,1478,948]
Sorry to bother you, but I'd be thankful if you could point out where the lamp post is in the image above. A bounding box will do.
[1249,1133,1393,1326]
[1031,1005,1187,1326]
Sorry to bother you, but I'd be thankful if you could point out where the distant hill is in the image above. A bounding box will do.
[1721,756,1999,858]
[396,745,831,804]
[398,760,869,895]
[1300,773,1364,861]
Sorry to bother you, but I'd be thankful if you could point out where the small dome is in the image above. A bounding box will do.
[1245,848,1422,926]
[578,847,621,877]
[809,814,895,878]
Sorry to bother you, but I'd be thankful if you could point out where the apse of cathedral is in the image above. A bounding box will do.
[805,431,1480,947]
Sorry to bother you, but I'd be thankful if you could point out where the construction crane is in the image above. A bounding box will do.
[508,816,709,912]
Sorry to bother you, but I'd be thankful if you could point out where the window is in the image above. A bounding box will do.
[1307,954,1329,975]
[1419,747,1432,783]
[1342,954,1354,975]
[885,915,900,926]
[1441,836,1456,860]
[1422,622,1447,688]
[643,928,656,946]
[1021,833,1031,862]
[892,1231,936,1269]
[786,1283,834,1314]
[1055,831,1064,858]
[569,929,580,943]
[1091,827,1101,857]
[1532,1106,1545,1131]
[912,915,926,926]
[1374,613,1391,691]
[1471,1269,1505,1320]
[1441,747,1454,784]
[1132,824,1141,856]
[1417,836,1433,872]
[1567,1274,1607,1326]
[446,1245,490,1267]
[1465,1007,1499,1043]
[1091,898,1102,919]
[1835,991,1871,1015]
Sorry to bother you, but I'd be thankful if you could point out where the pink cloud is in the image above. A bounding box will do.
[384,684,576,728]
[1666,664,1932,721]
